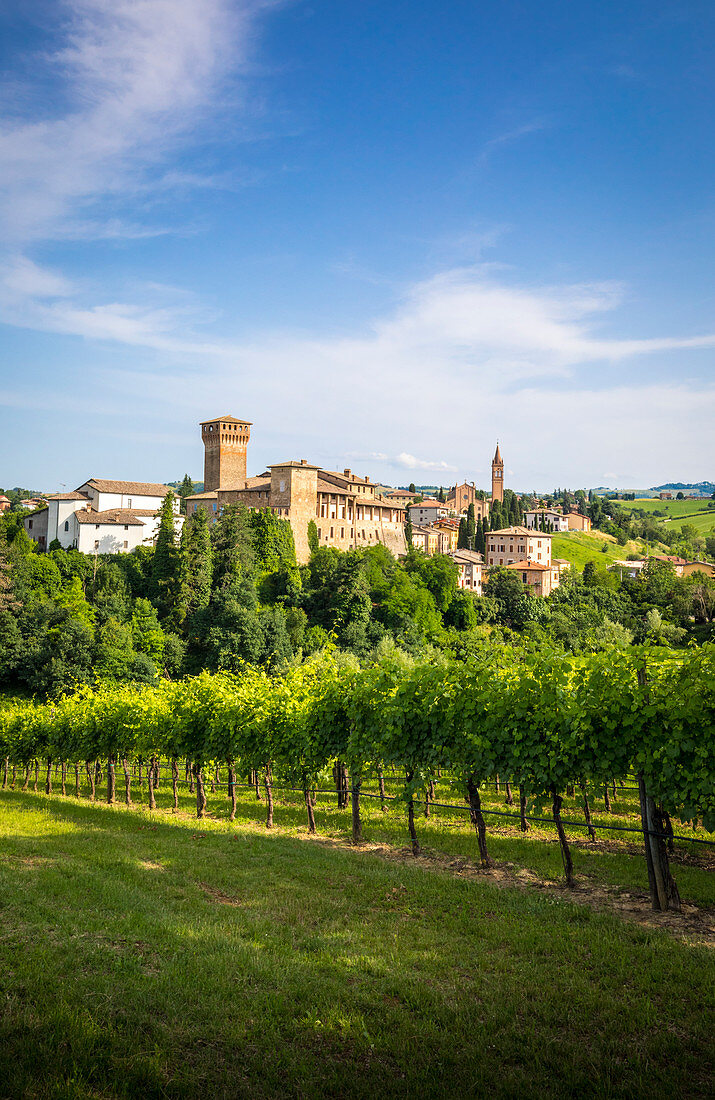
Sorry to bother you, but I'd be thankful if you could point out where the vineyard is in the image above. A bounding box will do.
[2,643,713,913]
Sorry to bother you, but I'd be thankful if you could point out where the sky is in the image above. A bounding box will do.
[1,0,714,493]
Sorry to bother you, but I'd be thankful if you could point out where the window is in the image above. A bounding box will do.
[124,525,129,530]
[95,524,99,530]
[64,520,69,532]
[127,498,132,508]
[94,540,100,550]
[340,528,344,538]
[330,527,334,538]
[123,541,128,549]
[317,528,321,538]
[279,479,286,493]
[28,520,32,529]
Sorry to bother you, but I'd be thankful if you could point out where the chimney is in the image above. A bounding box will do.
[300,458,307,465]
[344,468,351,477]
[365,476,370,483]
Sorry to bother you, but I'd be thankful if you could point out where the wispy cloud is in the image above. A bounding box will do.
[394,453,458,473]
[0,0,265,243]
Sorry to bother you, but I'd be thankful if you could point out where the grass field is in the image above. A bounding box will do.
[622,499,715,518]
[1,781,713,1099]
[551,531,654,570]
[620,499,715,537]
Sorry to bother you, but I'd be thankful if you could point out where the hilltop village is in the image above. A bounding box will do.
[16,413,605,598]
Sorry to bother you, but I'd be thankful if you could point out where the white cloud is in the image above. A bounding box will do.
[394,453,458,473]
[0,0,263,242]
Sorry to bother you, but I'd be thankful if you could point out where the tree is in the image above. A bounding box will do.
[404,514,413,549]
[676,491,685,500]
[466,504,476,548]
[0,532,19,613]
[438,486,446,503]
[176,507,213,626]
[408,483,416,494]
[457,517,469,549]
[211,503,255,593]
[308,519,319,555]
[475,517,486,556]
[150,493,179,617]
[131,598,165,668]
[177,474,195,514]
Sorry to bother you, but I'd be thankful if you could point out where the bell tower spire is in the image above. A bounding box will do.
[491,441,504,503]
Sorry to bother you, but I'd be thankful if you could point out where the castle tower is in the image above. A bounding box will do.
[201,415,252,491]
[491,442,504,503]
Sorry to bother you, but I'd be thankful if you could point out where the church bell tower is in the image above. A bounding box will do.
[491,442,504,503]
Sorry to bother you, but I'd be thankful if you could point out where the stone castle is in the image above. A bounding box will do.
[186,415,407,563]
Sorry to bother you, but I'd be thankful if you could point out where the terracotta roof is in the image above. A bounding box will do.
[488,525,553,538]
[452,549,484,563]
[505,560,552,572]
[82,479,174,496]
[0,495,11,502]
[268,460,322,470]
[45,491,89,501]
[186,491,219,500]
[75,509,144,526]
[409,498,445,508]
[199,414,252,425]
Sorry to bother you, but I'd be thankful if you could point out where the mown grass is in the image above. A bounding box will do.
[1,784,713,1099]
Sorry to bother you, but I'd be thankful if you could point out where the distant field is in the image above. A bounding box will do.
[621,498,715,518]
[551,531,653,570]
[617,499,715,537]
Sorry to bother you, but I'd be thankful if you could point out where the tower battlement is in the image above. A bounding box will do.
[200,415,252,491]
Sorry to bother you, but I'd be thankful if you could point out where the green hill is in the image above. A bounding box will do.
[551,531,656,571]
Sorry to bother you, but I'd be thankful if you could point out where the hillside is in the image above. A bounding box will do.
[619,498,715,537]
[551,530,657,571]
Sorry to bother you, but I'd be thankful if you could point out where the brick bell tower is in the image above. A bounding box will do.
[201,415,252,491]
[491,442,504,503]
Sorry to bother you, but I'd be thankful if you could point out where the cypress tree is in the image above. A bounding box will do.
[457,517,469,549]
[405,515,414,549]
[466,503,476,548]
[475,517,486,555]
[177,474,195,515]
[150,493,180,617]
[177,507,213,625]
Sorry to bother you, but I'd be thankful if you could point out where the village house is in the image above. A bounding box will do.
[407,499,449,525]
[451,548,484,594]
[0,495,11,514]
[485,525,561,596]
[24,479,180,553]
[185,415,406,564]
[524,508,569,532]
[565,512,592,532]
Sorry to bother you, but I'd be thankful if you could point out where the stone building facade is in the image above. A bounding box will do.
[201,415,252,491]
[445,482,489,520]
[186,418,406,564]
[485,525,562,596]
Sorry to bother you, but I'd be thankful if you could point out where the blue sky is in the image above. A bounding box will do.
[1,0,714,492]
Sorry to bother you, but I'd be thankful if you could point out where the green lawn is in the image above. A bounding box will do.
[1,786,713,1099]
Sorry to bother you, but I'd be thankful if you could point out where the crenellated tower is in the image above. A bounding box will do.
[201,415,252,491]
[491,442,504,503]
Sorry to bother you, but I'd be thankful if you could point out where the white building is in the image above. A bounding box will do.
[408,499,449,525]
[24,479,181,553]
[450,549,484,594]
[524,509,569,532]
